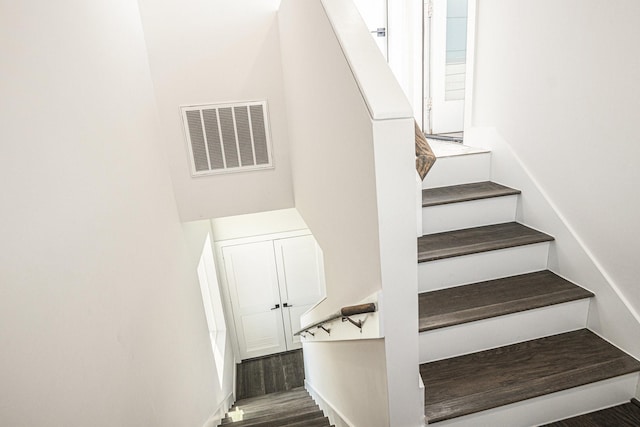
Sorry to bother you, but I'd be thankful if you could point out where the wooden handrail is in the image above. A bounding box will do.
[294,302,376,336]
[415,120,436,180]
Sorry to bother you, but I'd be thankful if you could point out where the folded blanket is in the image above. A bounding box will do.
[415,121,436,180]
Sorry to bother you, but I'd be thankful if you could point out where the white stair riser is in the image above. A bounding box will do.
[418,243,550,292]
[431,373,640,427]
[423,153,491,190]
[419,299,590,363]
[422,195,518,235]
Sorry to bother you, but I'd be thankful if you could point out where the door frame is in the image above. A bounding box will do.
[462,0,477,131]
[423,0,477,134]
[214,229,317,361]
[387,0,423,124]
[357,0,424,125]
[352,0,389,60]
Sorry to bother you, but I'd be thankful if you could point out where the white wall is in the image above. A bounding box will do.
[210,208,308,242]
[137,0,294,221]
[181,220,237,425]
[304,340,390,427]
[279,1,423,425]
[471,0,640,343]
[388,0,423,124]
[279,0,383,322]
[0,2,231,426]
[279,2,388,419]
[279,1,388,424]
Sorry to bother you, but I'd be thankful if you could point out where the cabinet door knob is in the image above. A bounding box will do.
[270,304,280,310]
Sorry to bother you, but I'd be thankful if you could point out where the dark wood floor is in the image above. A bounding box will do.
[221,387,331,427]
[421,329,640,423]
[417,222,554,262]
[543,399,640,426]
[422,181,520,207]
[418,270,594,332]
[236,349,304,400]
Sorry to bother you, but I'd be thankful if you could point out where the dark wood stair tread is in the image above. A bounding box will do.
[423,181,520,207]
[222,387,330,426]
[223,405,320,426]
[282,417,331,427]
[229,387,308,409]
[419,271,594,332]
[223,411,327,427]
[542,399,640,426]
[421,329,640,423]
[418,222,554,262]
[226,396,317,419]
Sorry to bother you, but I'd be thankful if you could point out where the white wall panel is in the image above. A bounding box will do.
[470,0,640,349]
[137,0,294,221]
[0,3,232,425]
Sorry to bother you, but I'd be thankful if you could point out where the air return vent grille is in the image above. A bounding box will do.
[181,101,273,176]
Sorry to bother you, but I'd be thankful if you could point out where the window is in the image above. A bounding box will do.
[197,233,227,388]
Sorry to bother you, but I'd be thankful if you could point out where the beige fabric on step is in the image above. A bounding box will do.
[415,121,436,180]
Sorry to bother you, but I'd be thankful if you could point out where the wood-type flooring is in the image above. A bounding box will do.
[220,387,331,427]
[236,349,304,400]
[543,399,640,426]
[421,329,640,423]
[419,270,594,332]
[422,181,520,207]
[417,222,554,262]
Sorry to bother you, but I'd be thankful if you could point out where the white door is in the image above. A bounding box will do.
[222,241,287,359]
[353,0,388,60]
[274,235,326,350]
[428,0,469,134]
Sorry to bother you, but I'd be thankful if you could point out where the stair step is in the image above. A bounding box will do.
[221,387,329,427]
[223,406,322,426]
[418,222,554,263]
[226,395,316,417]
[421,329,640,423]
[223,403,319,424]
[223,411,327,427]
[419,271,593,332]
[542,398,640,426]
[229,387,309,409]
[281,416,331,427]
[423,150,491,189]
[418,241,550,292]
[422,181,520,207]
[421,182,519,235]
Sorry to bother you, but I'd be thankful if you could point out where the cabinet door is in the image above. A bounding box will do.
[274,235,326,350]
[222,241,287,360]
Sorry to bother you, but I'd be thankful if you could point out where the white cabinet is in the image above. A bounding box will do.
[220,233,325,360]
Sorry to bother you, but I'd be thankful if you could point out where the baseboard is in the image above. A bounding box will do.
[305,379,355,427]
[201,392,234,427]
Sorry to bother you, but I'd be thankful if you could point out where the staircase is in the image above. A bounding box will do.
[219,387,332,427]
[418,141,640,426]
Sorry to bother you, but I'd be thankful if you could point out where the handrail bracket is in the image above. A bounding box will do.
[318,325,331,335]
[342,316,363,333]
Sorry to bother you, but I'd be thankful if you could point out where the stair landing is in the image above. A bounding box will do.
[427,139,488,158]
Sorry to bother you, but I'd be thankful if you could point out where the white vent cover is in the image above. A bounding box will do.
[181,101,273,176]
